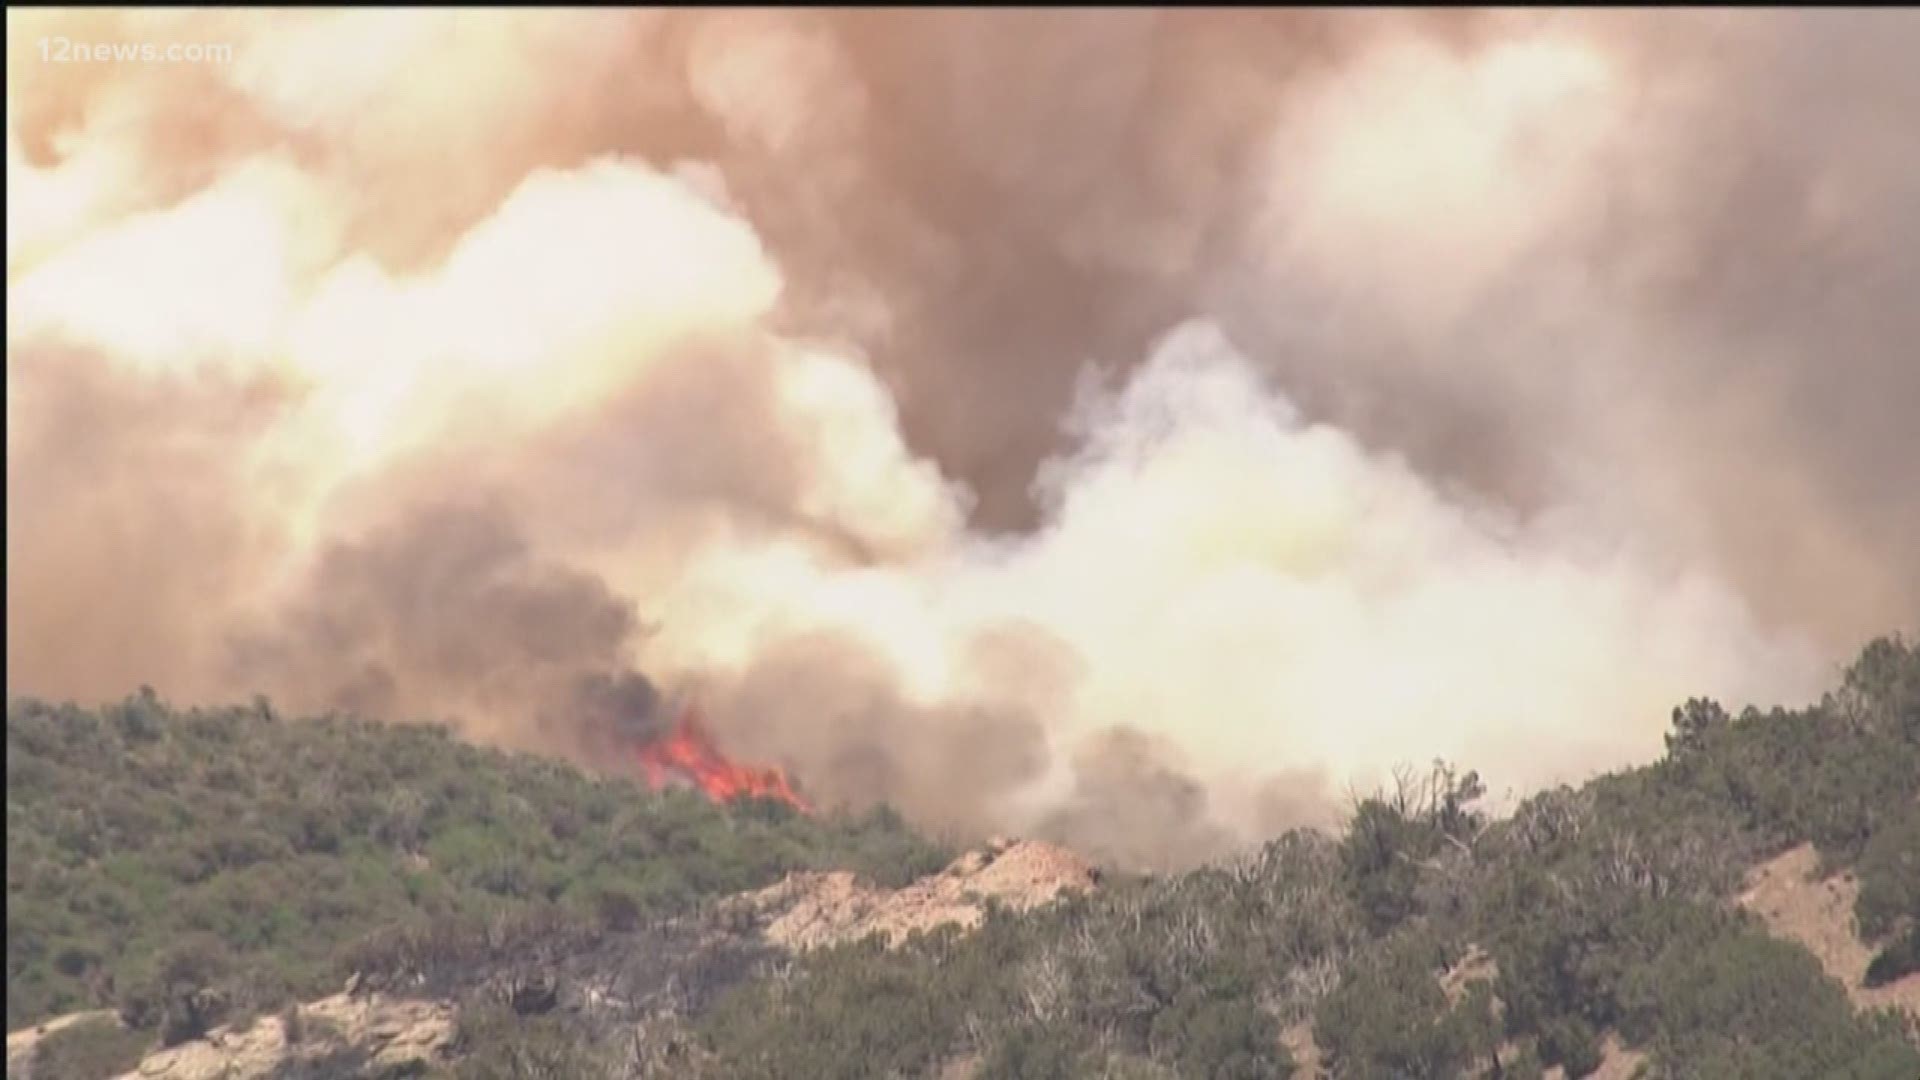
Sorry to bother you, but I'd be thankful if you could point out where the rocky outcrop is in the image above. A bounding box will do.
[722,837,1100,952]
[112,991,454,1080]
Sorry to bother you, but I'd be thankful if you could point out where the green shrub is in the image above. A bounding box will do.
[1313,933,1493,1079]
[1536,1014,1603,1077]
[1864,924,1920,989]
[1620,925,1920,1079]
[980,1025,1084,1080]
[452,1006,607,1080]
[1854,801,1920,943]
[1150,992,1289,1079]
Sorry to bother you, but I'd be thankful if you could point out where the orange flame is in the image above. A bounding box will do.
[638,707,813,814]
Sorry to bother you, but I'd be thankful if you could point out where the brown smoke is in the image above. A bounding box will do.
[8,9,1914,867]
[227,501,656,758]
[1038,727,1237,870]
[694,627,1061,840]
[5,345,296,703]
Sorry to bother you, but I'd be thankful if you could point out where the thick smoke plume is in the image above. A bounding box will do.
[8,9,1915,867]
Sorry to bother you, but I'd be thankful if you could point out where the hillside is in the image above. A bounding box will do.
[7,637,1919,1079]
[4,694,948,1036]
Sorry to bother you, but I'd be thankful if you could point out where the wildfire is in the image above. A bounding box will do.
[638,707,813,814]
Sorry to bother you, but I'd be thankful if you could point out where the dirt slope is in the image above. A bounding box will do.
[6,1010,120,1076]
[1738,843,1920,1020]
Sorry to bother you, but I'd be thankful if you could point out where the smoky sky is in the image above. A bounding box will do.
[7,8,1916,868]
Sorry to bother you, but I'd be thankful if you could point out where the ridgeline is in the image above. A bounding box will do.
[8,638,1918,1078]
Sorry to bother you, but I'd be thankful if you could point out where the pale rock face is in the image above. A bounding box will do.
[722,838,1100,952]
[112,992,455,1080]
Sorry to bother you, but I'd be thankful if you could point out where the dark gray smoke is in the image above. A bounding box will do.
[698,626,1060,839]
[1037,727,1238,870]
[227,501,663,762]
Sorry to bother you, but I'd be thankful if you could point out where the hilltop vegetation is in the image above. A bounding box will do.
[5,692,948,1040]
[689,637,1920,1078]
[6,637,1918,1079]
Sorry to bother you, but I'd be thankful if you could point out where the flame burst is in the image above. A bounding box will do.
[638,707,813,814]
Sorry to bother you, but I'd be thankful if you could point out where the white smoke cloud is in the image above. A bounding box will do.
[648,321,1823,841]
